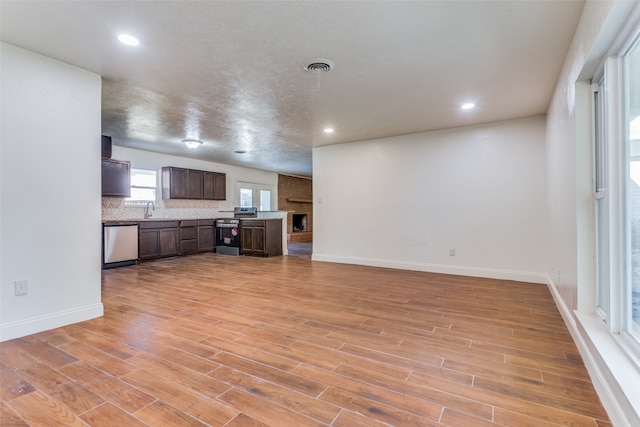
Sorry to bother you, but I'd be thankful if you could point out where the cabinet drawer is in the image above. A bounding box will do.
[240,220,265,227]
[180,220,198,227]
[139,221,180,229]
[180,239,197,254]
[181,227,197,240]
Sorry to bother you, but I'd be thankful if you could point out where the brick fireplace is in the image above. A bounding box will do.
[278,174,312,243]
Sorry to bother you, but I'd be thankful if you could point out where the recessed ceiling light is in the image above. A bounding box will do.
[324,128,334,133]
[461,103,475,110]
[182,139,202,148]
[234,150,247,154]
[118,34,139,46]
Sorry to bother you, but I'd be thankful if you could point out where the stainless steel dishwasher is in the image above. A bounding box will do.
[103,222,139,268]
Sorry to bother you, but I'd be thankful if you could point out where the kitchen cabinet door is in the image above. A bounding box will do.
[188,170,203,199]
[203,172,215,200]
[139,229,160,259]
[240,219,282,257]
[203,172,226,200]
[102,159,130,197]
[159,228,179,257]
[250,226,266,255]
[101,135,112,159]
[198,224,215,252]
[240,226,253,255]
[213,172,226,200]
[162,167,189,199]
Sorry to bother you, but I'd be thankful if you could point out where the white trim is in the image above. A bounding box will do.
[311,254,547,284]
[546,275,640,427]
[0,304,104,342]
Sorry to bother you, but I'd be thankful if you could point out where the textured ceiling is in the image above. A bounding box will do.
[0,1,585,176]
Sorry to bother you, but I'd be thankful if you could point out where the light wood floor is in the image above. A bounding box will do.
[1,253,611,426]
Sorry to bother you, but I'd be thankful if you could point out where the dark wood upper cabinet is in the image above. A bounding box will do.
[203,171,226,200]
[162,167,188,199]
[101,135,112,159]
[101,159,130,197]
[213,172,226,200]
[163,166,225,200]
[203,172,215,200]
[188,170,203,199]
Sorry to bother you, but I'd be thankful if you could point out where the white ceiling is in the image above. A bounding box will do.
[0,1,585,176]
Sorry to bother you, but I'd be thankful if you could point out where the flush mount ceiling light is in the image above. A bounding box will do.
[182,139,203,148]
[118,34,139,46]
[304,58,335,73]
[324,128,334,133]
[461,102,475,110]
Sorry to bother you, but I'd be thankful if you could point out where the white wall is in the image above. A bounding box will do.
[1,43,103,341]
[313,116,548,283]
[545,1,640,425]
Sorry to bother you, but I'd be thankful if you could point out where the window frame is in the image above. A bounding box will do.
[125,168,158,206]
[236,181,276,211]
[593,22,640,364]
[622,31,640,344]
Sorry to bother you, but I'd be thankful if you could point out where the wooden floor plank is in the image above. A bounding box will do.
[133,401,209,427]
[210,365,341,424]
[5,391,87,427]
[0,253,610,426]
[0,400,29,427]
[57,361,156,413]
[80,403,148,427]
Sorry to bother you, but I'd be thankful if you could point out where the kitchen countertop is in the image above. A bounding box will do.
[102,216,281,225]
[102,218,220,224]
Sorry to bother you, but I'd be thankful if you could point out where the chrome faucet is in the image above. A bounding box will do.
[144,201,155,219]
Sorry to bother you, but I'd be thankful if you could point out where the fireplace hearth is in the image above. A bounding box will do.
[292,214,307,232]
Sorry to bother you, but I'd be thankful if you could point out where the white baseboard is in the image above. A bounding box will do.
[311,253,548,284]
[0,303,104,342]
[545,275,640,427]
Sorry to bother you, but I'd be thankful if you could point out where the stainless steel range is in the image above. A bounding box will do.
[215,207,258,255]
[216,218,241,255]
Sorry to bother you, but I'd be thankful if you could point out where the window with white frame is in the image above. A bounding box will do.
[593,25,640,352]
[237,182,275,211]
[624,35,640,340]
[126,168,157,204]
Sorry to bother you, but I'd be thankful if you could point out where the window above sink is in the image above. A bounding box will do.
[125,168,157,206]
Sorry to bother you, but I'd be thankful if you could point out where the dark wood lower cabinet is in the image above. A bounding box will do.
[179,221,198,255]
[160,228,179,257]
[240,219,282,257]
[139,229,161,259]
[197,220,215,252]
[138,221,179,260]
[139,219,215,261]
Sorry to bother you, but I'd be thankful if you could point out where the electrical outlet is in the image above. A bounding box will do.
[14,280,28,296]
[449,248,456,257]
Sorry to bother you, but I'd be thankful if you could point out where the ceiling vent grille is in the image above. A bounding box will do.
[304,59,335,73]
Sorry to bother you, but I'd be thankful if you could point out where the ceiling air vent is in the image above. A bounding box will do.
[304,58,335,73]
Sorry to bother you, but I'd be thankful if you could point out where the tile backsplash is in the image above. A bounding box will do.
[102,197,233,220]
